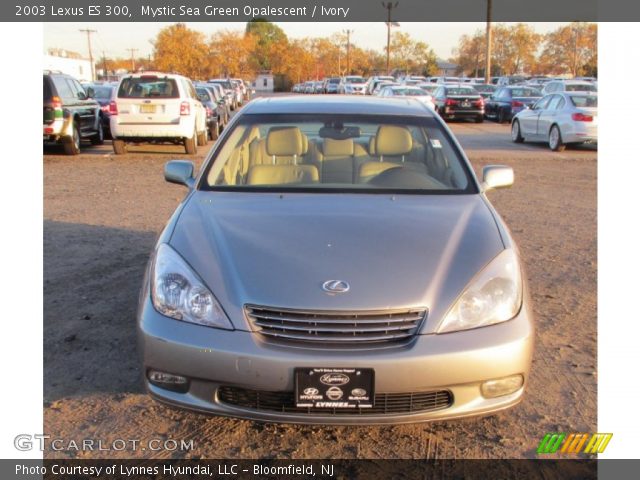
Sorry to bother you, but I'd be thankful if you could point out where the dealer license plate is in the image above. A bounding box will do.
[295,367,374,408]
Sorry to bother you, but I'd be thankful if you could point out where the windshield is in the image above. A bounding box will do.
[566,83,597,92]
[473,85,495,92]
[570,95,598,108]
[210,80,233,89]
[93,86,113,100]
[446,87,476,96]
[392,87,428,96]
[118,77,179,98]
[202,114,475,194]
[510,88,541,97]
[345,77,365,83]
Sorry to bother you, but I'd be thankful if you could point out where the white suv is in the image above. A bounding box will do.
[110,72,207,154]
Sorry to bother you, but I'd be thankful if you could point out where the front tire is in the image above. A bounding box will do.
[63,123,81,155]
[475,115,484,123]
[549,125,566,152]
[511,120,524,143]
[210,121,219,141]
[197,129,207,146]
[90,121,104,145]
[497,109,508,124]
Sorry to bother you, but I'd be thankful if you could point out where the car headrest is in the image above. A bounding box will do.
[300,133,309,155]
[247,164,319,185]
[266,126,304,157]
[322,138,354,156]
[375,125,413,156]
[368,137,377,156]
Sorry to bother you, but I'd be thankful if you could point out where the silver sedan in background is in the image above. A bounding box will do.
[511,92,597,151]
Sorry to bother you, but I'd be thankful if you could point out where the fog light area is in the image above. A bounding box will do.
[148,370,189,393]
[481,374,524,398]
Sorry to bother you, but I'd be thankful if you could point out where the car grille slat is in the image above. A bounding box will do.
[218,386,453,416]
[245,305,426,347]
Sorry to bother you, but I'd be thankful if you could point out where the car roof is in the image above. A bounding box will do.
[243,95,435,116]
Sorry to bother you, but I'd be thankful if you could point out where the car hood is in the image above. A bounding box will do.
[170,192,504,332]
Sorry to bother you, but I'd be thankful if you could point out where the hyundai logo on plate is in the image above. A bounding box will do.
[322,280,350,294]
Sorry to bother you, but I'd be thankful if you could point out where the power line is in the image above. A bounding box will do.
[381,2,399,75]
[126,48,139,72]
[79,28,97,81]
[343,29,354,74]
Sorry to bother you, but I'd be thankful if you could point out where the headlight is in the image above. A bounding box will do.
[151,243,233,330]
[437,249,522,333]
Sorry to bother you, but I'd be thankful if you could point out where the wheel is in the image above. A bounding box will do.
[63,122,81,155]
[184,130,197,154]
[197,129,207,146]
[210,121,219,141]
[497,109,507,124]
[90,120,104,145]
[112,139,126,154]
[511,120,524,143]
[475,115,484,123]
[549,125,566,152]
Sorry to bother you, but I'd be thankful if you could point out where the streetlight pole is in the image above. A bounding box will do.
[343,29,354,74]
[79,29,97,81]
[484,0,492,84]
[127,48,138,72]
[382,2,399,75]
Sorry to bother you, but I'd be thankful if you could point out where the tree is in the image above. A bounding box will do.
[208,30,256,78]
[245,19,287,71]
[152,24,207,79]
[538,23,597,76]
[388,32,438,76]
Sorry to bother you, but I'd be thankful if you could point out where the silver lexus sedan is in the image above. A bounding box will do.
[137,96,534,424]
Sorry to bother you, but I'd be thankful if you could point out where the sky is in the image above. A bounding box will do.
[44,22,568,61]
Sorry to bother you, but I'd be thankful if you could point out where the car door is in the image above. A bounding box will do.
[69,79,98,134]
[519,95,552,136]
[536,94,563,136]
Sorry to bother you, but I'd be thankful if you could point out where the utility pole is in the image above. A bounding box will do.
[79,28,97,81]
[126,48,138,72]
[343,29,354,74]
[484,0,492,84]
[101,51,107,81]
[382,2,399,75]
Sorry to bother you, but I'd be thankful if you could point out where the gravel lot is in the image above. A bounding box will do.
[43,109,597,459]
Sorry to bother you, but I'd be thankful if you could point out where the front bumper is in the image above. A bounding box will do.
[138,296,534,424]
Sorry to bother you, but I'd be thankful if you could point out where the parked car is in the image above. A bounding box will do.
[366,76,395,95]
[230,79,245,106]
[339,76,367,94]
[372,81,399,96]
[195,85,223,140]
[208,79,238,110]
[471,83,497,100]
[139,95,533,423]
[314,81,325,94]
[378,85,435,110]
[541,80,597,96]
[432,85,484,122]
[203,83,231,126]
[416,83,440,95]
[495,76,527,87]
[43,71,104,155]
[511,92,597,151]
[323,77,340,94]
[87,84,115,139]
[110,72,207,155]
[484,86,542,123]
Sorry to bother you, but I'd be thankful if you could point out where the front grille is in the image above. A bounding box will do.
[245,305,426,346]
[218,386,453,416]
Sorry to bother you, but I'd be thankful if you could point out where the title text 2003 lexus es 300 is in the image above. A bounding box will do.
[137,96,533,424]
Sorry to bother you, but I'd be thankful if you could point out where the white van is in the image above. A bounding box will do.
[110,72,207,154]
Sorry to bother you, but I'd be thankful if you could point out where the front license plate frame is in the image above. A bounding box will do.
[294,367,374,409]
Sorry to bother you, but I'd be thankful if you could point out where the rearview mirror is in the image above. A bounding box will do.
[164,160,195,188]
[85,87,95,99]
[482,165,514,191]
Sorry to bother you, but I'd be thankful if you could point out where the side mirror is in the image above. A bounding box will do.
[77,90,88,100]
[482,165,514,191]
[164,160,195,188]
[85,87,95,99]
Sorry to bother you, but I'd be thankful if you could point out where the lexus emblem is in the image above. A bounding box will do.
[322,280,350,294]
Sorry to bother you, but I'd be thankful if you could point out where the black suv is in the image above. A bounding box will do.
[43,71,104,155]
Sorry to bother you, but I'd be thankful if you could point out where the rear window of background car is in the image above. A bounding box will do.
[570,95,598,108]
[118,77,180,99]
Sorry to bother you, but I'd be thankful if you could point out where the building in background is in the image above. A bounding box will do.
[436,60,458,77]
[253,72,274,92]
[44,49,94,82]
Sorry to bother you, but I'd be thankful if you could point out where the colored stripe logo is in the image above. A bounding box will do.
[537,433,612,454]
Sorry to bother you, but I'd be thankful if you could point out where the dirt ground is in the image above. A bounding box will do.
[43,119,597,459]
